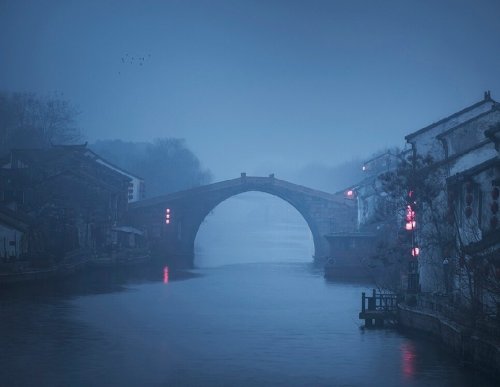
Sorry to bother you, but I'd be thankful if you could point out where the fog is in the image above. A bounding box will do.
[2,0,500,264]
[195,192,314,267]
[2,0,500,183]
[3,3,500,384]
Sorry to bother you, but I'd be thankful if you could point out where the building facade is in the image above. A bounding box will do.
[404,92,500,297]
[0,144,131,266]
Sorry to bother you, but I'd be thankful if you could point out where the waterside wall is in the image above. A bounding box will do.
[398,304,500,380]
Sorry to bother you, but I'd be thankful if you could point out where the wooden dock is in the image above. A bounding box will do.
[359,289,398,327]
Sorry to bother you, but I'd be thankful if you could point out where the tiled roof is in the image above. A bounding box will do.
[405,94,496,141]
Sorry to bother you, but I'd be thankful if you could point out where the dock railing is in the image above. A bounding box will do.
[360,289,399,327]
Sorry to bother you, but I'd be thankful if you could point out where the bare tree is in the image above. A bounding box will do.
[375,154,455,292]
[450,194,500,320]
[0,91,81,155]
[378,153,500,324]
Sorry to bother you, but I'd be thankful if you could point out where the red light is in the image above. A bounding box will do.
[406,205,415,222]
[411,247,420,257]
[163,266,169,283]
[405,221,416,230]
[345,189,355,199]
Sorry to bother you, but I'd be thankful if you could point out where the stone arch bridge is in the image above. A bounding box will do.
[127,175,357,268]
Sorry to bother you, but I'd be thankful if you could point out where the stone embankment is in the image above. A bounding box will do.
[398,304,500,380]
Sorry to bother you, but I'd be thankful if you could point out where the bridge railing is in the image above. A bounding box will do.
[131,174,347,209]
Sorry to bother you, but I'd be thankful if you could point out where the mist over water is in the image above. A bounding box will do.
[2,1,500,385]
[1,198,497,386]
[195,192,314,267]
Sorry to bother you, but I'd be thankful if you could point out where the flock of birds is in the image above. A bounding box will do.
[118,53,151,75]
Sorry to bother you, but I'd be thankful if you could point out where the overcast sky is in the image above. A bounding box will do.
[1,0,500,180]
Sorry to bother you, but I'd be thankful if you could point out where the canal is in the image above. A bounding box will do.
[0,261,496,386]
[0,194,496,386]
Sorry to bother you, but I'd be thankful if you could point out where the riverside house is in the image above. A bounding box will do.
[0,144,132,271]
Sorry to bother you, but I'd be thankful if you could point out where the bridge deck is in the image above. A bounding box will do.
[130,175,349,209]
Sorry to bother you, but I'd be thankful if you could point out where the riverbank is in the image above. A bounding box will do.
[0,249,90,286]
[398,303,500,380]
[0,248,153,286]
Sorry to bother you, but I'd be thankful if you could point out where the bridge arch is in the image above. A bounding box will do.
[194,192,314,265]
[188,189,320,266]
[128,176,356,268]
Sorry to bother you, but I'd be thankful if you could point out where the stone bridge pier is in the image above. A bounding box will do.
[128,175,357,268]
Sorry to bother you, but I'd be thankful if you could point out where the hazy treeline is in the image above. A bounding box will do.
[0,91,212,195]
[91,139,213,196]
[0,91,81,155]
[0,91,390,197]
[293,147,403,193]
[294,159,365,193]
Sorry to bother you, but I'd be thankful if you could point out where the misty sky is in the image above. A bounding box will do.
[1,0,500,180]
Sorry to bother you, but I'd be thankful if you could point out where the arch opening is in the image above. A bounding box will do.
[194,192,314,267]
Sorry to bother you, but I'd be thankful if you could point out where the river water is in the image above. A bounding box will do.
[0,261,496,387]
[0,194,497,386]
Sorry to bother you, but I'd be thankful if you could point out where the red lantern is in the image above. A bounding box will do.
[405,221,416,230]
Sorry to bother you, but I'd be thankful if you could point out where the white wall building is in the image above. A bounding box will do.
[405,91,496,162]
[356,150,411,228]
[404,92,500,292]
[83,149,145,203]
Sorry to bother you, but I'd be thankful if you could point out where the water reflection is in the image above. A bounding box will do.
[401,342,416,380]
[163,266,169,284]
[0,262,497,387]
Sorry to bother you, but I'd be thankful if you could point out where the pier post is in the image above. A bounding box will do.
[368,290,375,311]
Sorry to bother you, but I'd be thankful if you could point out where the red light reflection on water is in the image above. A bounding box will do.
[163,266,169,284]
[401,342,416,378]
